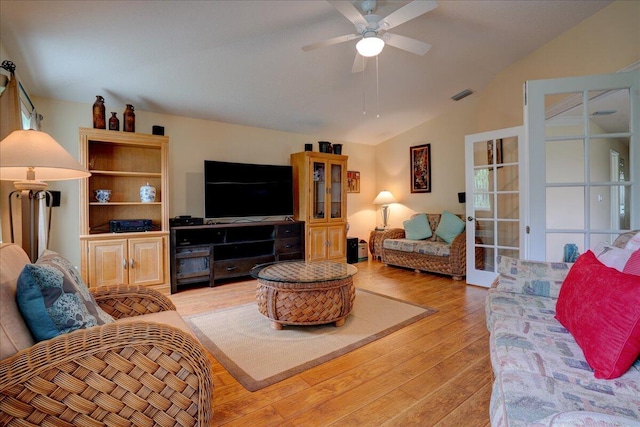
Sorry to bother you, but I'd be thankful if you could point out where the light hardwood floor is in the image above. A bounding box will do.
[170,259,492,426]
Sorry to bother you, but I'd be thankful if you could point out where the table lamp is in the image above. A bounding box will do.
[0,129,91,261]
[373,190,397,229]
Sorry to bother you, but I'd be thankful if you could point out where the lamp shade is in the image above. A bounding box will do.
[0,130,90,182]
[373,190,396,205]
[356,35,385,57]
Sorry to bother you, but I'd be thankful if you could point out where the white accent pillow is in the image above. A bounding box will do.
[625,231,640,251]
[595,245,635,272]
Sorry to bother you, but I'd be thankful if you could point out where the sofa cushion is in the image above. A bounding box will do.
[116,310,195,336]
[555,251,640,379]
[490,369,640,427]
[485,289,557,329]
[625,231,640,251]
[403,213,432,240]
[37,250,114,325]
[0,243,36,360]
[496,256,571,299]
[383,238,451,257]
[595,244,635,272]
[17,264,104,341]
[623,250,640,276]
[434,210,465,243]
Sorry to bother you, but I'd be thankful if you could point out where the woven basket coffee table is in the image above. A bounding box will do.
[251,261,358,330]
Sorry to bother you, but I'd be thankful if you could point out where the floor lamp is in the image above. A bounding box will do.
[0,130,90,262]
[373,190,397,229]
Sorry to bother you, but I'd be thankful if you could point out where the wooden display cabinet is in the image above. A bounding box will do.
[79,128,170,295]
[290,151,348,262]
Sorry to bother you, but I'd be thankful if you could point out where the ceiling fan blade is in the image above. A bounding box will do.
[380,0,438,31]
[384,33,432,56]
[328,0,368,29]
[352,53,368,73]
[302,33,361,52]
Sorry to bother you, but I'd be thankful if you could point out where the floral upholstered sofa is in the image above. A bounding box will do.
[486,231,640,427]
[380,211,483,280]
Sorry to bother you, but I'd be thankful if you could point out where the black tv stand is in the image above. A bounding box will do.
[169,220,304,293]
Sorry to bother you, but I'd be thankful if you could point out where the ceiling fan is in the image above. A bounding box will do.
[303,0,437,73]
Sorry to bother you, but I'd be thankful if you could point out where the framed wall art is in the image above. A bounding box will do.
[347,170,360,193]
[410,143,431,193]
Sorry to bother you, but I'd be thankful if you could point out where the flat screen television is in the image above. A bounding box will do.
[204,160,294,219]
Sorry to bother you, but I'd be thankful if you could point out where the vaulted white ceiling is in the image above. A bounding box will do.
[0,0,612,145]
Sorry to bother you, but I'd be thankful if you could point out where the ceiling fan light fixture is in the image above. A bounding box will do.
[356,32,385,57]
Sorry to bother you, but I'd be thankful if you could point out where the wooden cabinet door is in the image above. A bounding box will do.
[88,239,127,287]
[327,225,346,260]
[128,237,164,287]
[308,226,328,261]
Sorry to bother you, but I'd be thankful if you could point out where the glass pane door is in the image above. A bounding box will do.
[465,126,524,287]
[330,162,343,219]
[526,72,639,261]
[312,160,326,221]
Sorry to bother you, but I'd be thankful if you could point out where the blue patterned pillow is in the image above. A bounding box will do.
[37,250,114,325]
[404,213,432,240]
[16,264,101,341]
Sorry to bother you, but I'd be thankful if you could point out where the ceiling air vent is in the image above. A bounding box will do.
[451,89,474,101]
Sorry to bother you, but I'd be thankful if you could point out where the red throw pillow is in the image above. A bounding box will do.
[623,250,640,276]
[555,250,640,379]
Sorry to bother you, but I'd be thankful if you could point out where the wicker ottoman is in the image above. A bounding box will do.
[252,261,357,330]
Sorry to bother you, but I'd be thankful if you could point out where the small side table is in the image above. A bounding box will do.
[369,229,387,261]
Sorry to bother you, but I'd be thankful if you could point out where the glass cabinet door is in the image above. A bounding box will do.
[330,162,343,219]
[312,160,326,220]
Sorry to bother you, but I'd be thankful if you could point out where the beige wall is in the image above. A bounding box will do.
[18,97,378,267]
[477,0,639,132]
[377,0,639,228]
[375,98,478,228]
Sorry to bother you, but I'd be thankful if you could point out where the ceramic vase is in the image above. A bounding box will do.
[94,189,111,203]
[140,182,156,202]
[123,104,135,132]
[108,112,119,131]
[92,96,106,129]
[318,141,331,153]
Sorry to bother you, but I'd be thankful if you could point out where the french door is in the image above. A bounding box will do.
[464,126,525,287]
[526,71,639,261]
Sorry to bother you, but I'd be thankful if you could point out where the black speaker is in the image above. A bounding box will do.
[347,237,358,264]
[458,192,466,204]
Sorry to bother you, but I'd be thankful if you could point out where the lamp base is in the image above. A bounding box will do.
[381,205,390,228]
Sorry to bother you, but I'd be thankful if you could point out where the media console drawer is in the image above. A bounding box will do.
[213,256,274,280]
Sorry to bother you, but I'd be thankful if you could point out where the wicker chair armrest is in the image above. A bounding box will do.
[450,231,466,254]
[448,231,467,273]
[0,321,213,426]
[380,228,406,240]
[91,284,177,319]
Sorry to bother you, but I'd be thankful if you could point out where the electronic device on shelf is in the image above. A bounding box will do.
[109,219,153,233]
[170,216,204,227]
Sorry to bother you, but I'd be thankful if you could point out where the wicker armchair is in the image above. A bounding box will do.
[0,243,213,427]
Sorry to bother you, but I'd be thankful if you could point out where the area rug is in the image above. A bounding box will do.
[185,289,437,391]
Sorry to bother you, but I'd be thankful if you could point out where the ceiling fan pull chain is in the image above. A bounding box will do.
[362,57,367,116]
[376,55,380,118]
